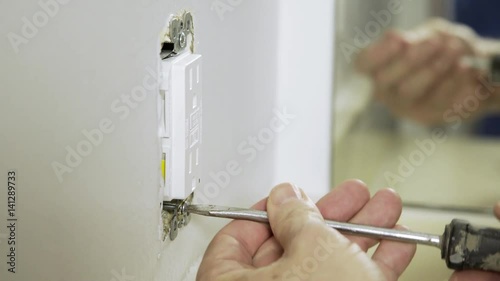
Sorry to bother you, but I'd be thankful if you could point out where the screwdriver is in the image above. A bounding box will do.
[461,54,500,84]
[165,203,500,273]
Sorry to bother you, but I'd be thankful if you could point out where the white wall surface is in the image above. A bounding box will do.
[274,0,334,199]
[0,1,334,280]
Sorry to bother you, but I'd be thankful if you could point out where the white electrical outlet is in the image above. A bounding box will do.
[160,53,202,200]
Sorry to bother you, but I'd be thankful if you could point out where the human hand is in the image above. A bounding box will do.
[448,202,500,281]
[197,180,416,281]
[356,19,493,125]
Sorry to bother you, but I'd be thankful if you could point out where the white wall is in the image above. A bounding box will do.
[274,0,334,199]
[0,1,334,280]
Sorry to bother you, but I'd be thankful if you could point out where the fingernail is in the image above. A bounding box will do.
[398,225,410,231]
[271,183,301,205]
[385,188,398,195]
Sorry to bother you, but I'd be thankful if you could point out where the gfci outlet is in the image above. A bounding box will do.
[160,53,202,200]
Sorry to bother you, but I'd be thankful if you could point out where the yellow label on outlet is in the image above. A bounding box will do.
[161,159,166,180]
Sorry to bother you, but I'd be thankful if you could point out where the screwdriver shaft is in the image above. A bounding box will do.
[185,204,442,248]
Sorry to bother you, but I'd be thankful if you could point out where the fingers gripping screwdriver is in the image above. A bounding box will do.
[164,203,500,273]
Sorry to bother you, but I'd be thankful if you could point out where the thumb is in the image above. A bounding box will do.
[266,183,347,255]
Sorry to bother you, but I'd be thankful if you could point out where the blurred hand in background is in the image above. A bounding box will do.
[356,18,499,126]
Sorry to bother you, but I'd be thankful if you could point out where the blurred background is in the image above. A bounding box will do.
[332,1,500,280]
[333,0,500,210]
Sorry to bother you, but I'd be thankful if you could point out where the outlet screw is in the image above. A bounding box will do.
[178,32,187,49]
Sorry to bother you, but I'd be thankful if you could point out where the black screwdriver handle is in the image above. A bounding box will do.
[491,54,500,84]
[442,219,500,272]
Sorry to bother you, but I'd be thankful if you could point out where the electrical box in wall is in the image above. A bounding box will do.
[156,11,201,242]
[160,53,202,200]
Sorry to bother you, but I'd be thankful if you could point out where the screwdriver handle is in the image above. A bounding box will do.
[492,54,500,84]
[442,219,500,272]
